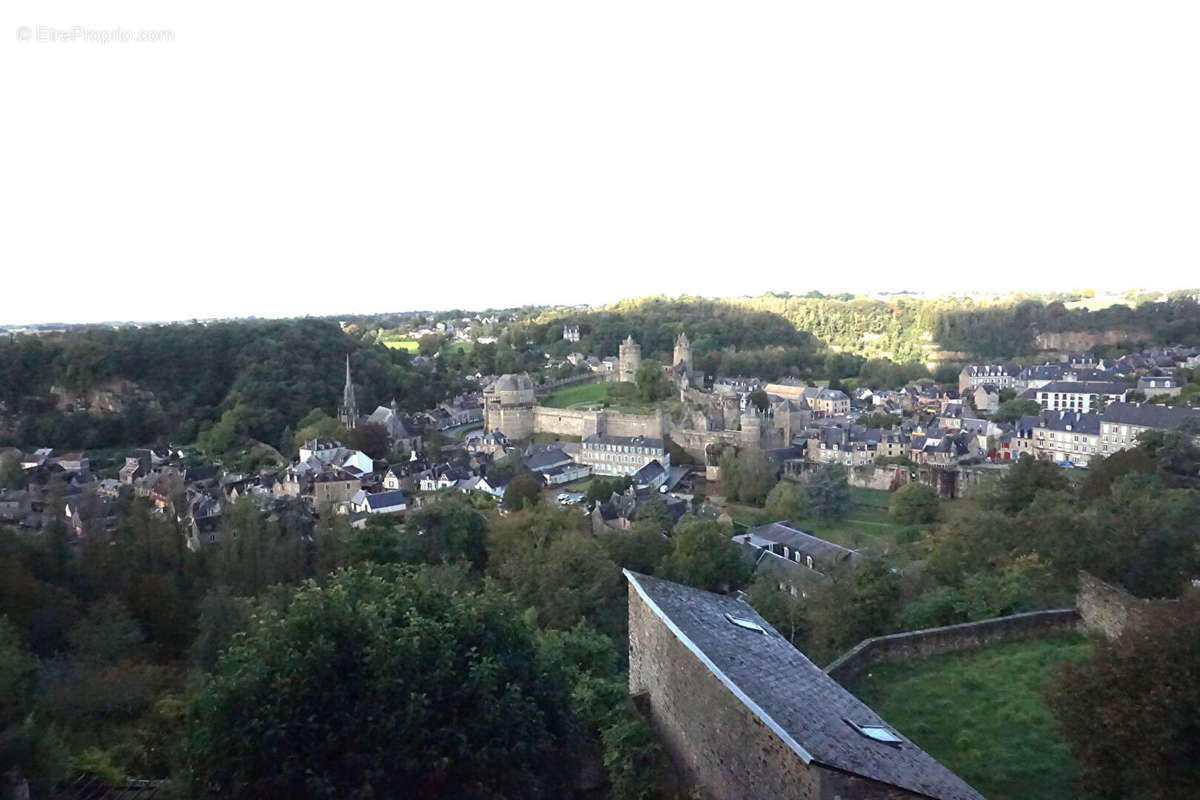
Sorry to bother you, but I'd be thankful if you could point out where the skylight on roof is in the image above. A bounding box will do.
[845,718,903,746]
[724,613,766,634]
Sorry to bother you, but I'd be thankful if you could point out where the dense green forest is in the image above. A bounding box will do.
[0,320,468,456]
[522,292,1200,365]
[740,292,1200,360]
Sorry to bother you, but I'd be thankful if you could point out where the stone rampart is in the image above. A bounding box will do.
[601,410,665,439]
[529,407,664,440]
[825,609,1081,685]
[532,407,599,438]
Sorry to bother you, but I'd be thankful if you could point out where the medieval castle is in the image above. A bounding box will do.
[483,333,812,463]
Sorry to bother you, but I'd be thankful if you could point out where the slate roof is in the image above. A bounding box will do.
[1040,410,1100,435]
[1035,381,1127,395]
[740,521,860,568]
[1137,375,1181,389]
[1101,402,1200,429]
[525,446,573,472]
[583,433,666,451]
[964,364,1018,378]
[624,572,984,800]
[365,489,407,511]
[632,459,666,486]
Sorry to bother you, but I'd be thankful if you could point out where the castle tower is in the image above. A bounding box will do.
[673,332,693,375]
[339,355,358,430]
[740,406,764,449]
[618,336,642,383]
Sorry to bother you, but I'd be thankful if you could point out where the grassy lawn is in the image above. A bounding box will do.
[541,381,681,416]
[849,485,891,508]
[851,635,1095,800]
[543,382,611,408]
[382,339,419,352]
[727,486,908,550]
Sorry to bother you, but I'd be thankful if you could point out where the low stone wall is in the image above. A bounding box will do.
[825,608,1081,685]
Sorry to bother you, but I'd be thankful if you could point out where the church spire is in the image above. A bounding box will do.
[340,354,358,429]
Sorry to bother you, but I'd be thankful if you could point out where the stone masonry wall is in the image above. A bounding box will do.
[824,609,1080,686]
[600,410,665,439]
[1076,571,1170,641]
[529,407,664,440]
[531,407,599,438]
[629,588,929,800]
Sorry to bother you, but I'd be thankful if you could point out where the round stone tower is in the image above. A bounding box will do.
[740,406,764,448]
[483,373,536,440]
[618,336,642,383]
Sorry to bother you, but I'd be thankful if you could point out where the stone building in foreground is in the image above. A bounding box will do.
[625,571,983,800]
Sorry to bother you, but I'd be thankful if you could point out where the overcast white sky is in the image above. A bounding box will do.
[3,2,1198,324]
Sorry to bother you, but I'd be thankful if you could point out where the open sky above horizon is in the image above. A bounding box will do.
[4,1,1199,325]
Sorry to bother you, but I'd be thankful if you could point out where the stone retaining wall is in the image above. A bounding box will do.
[825,609,1081,685]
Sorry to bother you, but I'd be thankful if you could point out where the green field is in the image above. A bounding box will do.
[851,635,1094,800]
[542,382,613,409]
[382,338,472,354]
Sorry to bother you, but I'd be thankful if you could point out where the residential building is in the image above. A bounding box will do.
[971,385,1000,415]
[631,459,668,490]
[804,388,850,418]
[312,468,361,510]
[1098,402,1200,455]
[579,434,669,477]
[1015,411,1101,466]
[563,324,581,342]
[1032,381,1127,414]
[1137,375,1182,398]
[733,521,860,579]
[352,489,407,515]
[958,364,1020,393]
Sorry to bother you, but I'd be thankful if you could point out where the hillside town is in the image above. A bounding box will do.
[3,335,1198,556]
[3,307,1200,800]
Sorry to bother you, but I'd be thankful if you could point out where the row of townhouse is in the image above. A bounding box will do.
[1013,402,1200,467]
[959,345,1199,396]
[806,426,908,466]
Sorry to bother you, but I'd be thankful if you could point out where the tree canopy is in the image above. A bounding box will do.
[188,565,577,799]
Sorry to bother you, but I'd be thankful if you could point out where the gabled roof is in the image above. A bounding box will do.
[741,521,859,568]
[1101,402,1200,429]
[623,572,983,800]
[632,459,666,485]
[1035,381,1127,395]
[365,489,407,510]
[525,446,573,472]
